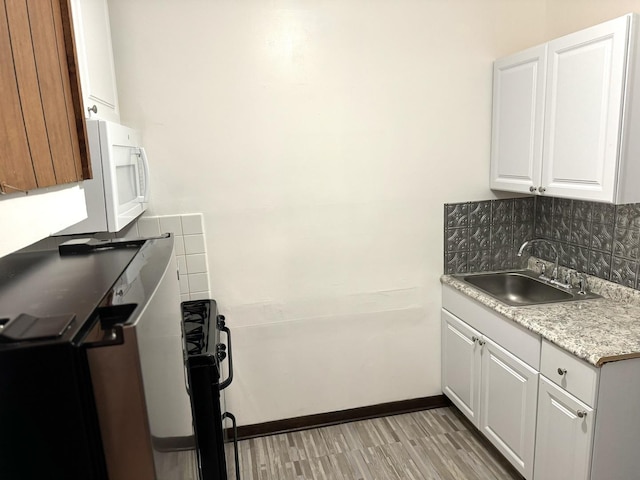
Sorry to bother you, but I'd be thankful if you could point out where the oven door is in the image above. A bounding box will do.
[188,354,228,480]
[187,311,240,480]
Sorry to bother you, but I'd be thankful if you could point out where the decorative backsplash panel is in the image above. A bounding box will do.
[444,198,534,274]
[534,198,640,288]
[444,196,640,290]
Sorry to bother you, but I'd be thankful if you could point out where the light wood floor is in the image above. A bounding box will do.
[228,407,522,480]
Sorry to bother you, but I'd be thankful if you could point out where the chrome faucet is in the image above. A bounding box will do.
[517,238,559,281]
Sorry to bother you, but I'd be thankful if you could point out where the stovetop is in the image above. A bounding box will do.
[182,299,219,357]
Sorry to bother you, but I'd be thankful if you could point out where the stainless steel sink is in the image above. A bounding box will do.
[455,270,600,306]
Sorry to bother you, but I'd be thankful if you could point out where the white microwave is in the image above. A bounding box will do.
[57,120,149,235]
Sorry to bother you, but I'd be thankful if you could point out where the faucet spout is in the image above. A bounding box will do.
[517,238,559,280]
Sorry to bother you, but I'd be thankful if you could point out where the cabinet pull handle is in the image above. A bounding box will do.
[557,368,567,376]
[478,339,486,346]
[471,336,478,343]
[577,410,587,418]
[529,186,537,193]
[217,315,234,390]
[539,186,546,193]
[88,104,98,115]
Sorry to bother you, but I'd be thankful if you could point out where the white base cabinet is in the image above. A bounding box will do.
[534,376,595,480]
[442,284,640,480]
[442,309,481,425]
[480,338,538,478]
[442,308,538,479]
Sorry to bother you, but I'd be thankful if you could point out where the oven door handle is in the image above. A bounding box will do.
[219,322,234,390]
[222,411,241,480]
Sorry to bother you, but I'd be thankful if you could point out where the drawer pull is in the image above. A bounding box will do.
[577,410,587,418]
[557,368,567,376]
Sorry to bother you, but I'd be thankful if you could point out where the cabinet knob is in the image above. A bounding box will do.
[88,105,98,115]
[577,410,587,418]
[529,186,537,193]
[557,367,567,376]
[538,186,546,193]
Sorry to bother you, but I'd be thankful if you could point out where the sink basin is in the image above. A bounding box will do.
[456,270,600,306]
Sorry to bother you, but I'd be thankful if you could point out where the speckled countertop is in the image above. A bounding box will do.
[441,259,640,367]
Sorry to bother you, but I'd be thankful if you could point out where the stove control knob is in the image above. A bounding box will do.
[216,343,227,361]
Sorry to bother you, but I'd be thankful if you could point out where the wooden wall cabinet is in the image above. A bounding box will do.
[491,13,640,204]
[0,0,90,195]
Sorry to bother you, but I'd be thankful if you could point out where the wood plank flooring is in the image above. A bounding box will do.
[227,407,522,480]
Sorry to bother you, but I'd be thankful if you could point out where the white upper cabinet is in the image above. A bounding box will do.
[491,45,547,195]
[70,0,120,122]
[543,16,628,201]
[491,13,640,204]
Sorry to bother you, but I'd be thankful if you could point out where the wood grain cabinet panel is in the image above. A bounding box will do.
[0,0,90,194]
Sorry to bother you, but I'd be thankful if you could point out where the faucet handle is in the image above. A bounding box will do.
[563,270,574,285]
[576,273,588,295]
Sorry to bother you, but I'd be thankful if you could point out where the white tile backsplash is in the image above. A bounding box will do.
[189,291,211,301]
[187,273,209,292]
[137,217,161,237]
[184,234,205,254]
[176,255,187,275]
[181,214,204,235]
[174,235,185,255]
[179,274,190,294]
[159,215,183,235]
[186,253,207,274]
[135,213,211,300]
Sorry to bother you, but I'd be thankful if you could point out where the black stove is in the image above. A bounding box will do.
[182,300,239,480]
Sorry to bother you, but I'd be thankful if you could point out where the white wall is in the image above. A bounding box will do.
[0,185,87,258]
[106,0,636,425]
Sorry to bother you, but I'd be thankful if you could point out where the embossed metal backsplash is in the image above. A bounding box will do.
[444,198,534,274]
[444,197,640,289]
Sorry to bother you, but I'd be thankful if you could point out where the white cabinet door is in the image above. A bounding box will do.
[491,45,547,195]
[441,309,481,427]
[542,15,629,201]
[480,337,538,479]
[534,376,595,480]
[71,0,120,122]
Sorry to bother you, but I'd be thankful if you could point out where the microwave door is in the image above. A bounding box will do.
[104,145,147,232]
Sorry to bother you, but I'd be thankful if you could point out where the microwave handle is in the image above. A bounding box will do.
[139,148,150,202]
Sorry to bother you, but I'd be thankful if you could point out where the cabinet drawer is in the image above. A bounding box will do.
[442,285,541,369]
[540,340,599,407]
